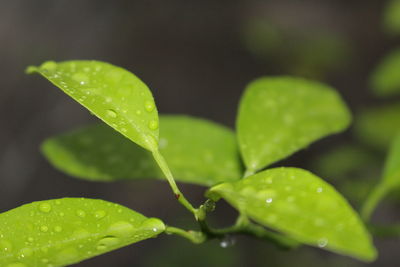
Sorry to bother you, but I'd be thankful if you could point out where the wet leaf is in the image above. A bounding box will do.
[42,115,242,186]
[370,49,400,97]
[27,60,159,151]
[0,198,164,267]
[237,77,351,172]
[207,167,376,261]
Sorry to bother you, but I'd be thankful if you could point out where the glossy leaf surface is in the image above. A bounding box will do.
[0,198,164,267]
[207,167,376,261]
[354,104,400,150]
[42,115,242,186]
[237,77,351,171]
[370,49,400,97]
[27,60,159,151]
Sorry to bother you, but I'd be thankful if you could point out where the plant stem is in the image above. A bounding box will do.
[152,149,197,215]
[360,184,388,222]
[165,226,206,244]
[197,211,298,250]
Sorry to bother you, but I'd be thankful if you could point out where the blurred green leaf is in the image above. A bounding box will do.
[27,60,159,151]
[354,104,400,150]
[241,19,351,78]
[0,198,164,267]
[370,49,400,97]
[312,145,378,180]
[207,167,376,262]
[383,0,400,36]
[237,77,351,172]
[42,115,242,186]
[362,134,400,220]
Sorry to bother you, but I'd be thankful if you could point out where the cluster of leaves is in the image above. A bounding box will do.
[0,59,383,267]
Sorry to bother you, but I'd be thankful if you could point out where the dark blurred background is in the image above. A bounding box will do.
[0,0,399,266]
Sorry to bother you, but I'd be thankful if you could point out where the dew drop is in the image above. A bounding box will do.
[96,236,120,251]
[40,225,49,232]
[72,72,89,85]
[148,120,158,130]
[19,247,33,258]
[316,187,323,193]
[121,128,127,133]
[38,202,52,213]
[94,210,107,219]
[144,101,155,112]
[317,238,328,248]
[0,240,13,252]
[107,221,134,237]
[220,235,236,248]
[266,198,273,204]
[106,109,117,118]
[76,210,86,218]
[54,226,63,233]
[59,212,65,217]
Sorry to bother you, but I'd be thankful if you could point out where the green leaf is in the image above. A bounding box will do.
[354,104,400,150]
[383,0,400,36]
[0,198,165,267]
[370,49,400,97]
[383,134,400,186]
[27,60,159,151]
[207,167,376,262]
[237,77,351,172]
[42,115,242,186]
[361,134,400,220]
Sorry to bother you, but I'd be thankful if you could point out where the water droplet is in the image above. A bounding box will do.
[55,200,61,205]
[140,218,165,233]
[316,187,323,193]
[144,101,155,112]
[54,226,63,233]
[148,120,158,130]
[59,212,65,217]
[40,225,49,232]
[106,109,117,118]
[27,237,34,243]
[38,202,52,213]
[96,236,120,251]
[72,72,89,85]
[219,235,236,248]
[107,221,134,237]
[76,210,86,218]
[19,247,33,258]
[266,198,273,204]
[121,128,127,133]
[41,61,57,72]
[0,240,12,252]
[317,238,328,248]
[94,210,107,219]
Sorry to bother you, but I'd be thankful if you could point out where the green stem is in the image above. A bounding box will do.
[165,226,206,244]
[152,150,197,215]
[360,184,388,222]
[198,212,298,250]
